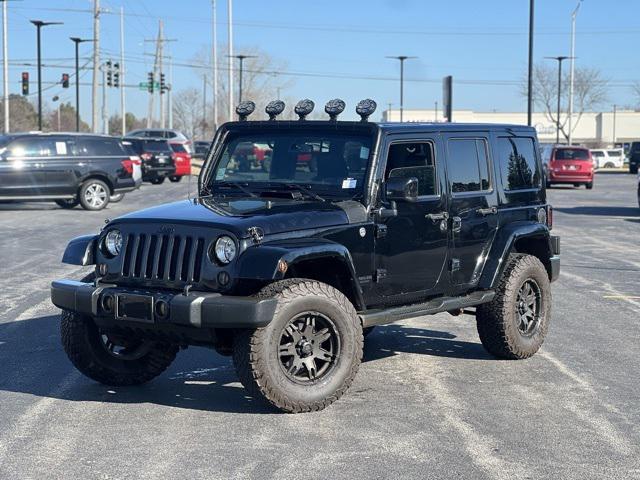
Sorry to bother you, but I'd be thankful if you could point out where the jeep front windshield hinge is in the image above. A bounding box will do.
[375,224,388,239]
[476,206,498,216]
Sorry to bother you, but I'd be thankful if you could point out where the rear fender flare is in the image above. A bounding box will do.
[478,221,552,289]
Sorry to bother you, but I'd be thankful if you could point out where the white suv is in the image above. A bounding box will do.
[591,148,624,169]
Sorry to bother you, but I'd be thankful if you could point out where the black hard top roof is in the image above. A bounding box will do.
[219,120,536,136]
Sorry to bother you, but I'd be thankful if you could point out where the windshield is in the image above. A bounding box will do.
[170,143,187,153]
[207,131,374,199]
[554,148,589,160]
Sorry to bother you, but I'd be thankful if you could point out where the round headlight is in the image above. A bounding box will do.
[104,229,123,257]
[214,235,237,264]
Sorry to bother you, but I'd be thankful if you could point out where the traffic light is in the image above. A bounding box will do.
[21,72,29,95]
[113,63,119,88]
[147,72,154,93]
[61,73,69,88]
[160,73,166,94]
[106,60,112,87]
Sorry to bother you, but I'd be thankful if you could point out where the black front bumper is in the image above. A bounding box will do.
[51,279,277,328]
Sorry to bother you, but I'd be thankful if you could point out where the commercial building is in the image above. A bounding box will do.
[383,109,639,146]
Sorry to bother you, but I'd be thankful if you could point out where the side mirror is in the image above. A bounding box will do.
[385,176,418,202]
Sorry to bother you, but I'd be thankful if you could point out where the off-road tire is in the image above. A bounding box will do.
[60,275,178,386]
[232,279,363,413]
[586,182,593,190]
[79,179,110,211]
[55,198,79,209]
[476,254,551,359]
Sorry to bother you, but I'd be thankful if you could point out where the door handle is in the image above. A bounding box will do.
[476,206,497,216]
[425,212,449,223]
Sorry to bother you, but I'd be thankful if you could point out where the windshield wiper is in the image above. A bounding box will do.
[214,181,258,198]
[280,183,326,202]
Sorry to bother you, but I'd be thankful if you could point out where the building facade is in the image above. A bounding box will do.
[383,109,640,146]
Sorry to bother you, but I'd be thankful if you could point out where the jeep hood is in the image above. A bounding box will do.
[113,197,367,238]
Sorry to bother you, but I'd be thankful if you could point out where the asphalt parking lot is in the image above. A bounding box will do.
[1,174,639,480]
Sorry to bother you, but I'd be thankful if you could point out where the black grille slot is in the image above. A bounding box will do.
[120,233,204,284]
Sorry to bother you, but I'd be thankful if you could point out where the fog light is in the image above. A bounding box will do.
[101,294,114,313]
[217,271,230,286]
[155,299,169,319]
[98,263,108,276]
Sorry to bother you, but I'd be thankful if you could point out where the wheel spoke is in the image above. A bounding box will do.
[303,357,317,380]
[279,343,296,357]
[316,348,334,361]
[313,328,331,344]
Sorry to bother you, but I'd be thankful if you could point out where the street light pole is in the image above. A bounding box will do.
[2,0,9,133]
[227,0,233,120]
[527,0,534,126]
[568,0,582,146]
[30,20,63,131]
[386,55,416,122]
[70,37,91,132]
[228,54,256,105]
[545,56,570,144]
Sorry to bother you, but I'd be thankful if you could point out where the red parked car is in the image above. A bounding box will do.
[546,146,594,189]
[168,142,192,182]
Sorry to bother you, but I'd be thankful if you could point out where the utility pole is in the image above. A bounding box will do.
[387,102,392,121]
[386,55,416,122]
[158,21,164,128]
[545,56,570,144]
[568,0,582,146]
[119,6,126,135]
[434,101,438,122]
[146,24,160,128]
[168,56,173,129]
[2,0,8,133]
[227,0,233,120]
[212,0,218,132]
[527,0,534,126]
[203,74,207,138]
[92,0,100,132]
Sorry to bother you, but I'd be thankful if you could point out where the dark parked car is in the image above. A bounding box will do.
[193,140,210,160]
[628,141,640,174]
[123,137,175,184]
[52,99,560,413]
[0,133,140,210]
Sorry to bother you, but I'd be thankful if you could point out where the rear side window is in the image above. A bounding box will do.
[446,138,490,193]
[71,137,125,156]
[496,137,541,191]
[554,148,589,160]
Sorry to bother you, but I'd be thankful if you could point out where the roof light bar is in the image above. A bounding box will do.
[294,99,314,121]
[356,99,377,122]
[324,98,345,121]
[265,100,285,121]
[235,101,255,121]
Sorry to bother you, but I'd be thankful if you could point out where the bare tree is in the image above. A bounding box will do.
[190,44,293,131]
[631,82,640,108]
[172,87,208,140]
[521,64,608,142]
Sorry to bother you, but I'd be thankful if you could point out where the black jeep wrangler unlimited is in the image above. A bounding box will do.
[51,99,560,413]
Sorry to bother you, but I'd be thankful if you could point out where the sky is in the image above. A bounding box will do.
[4,0,639,125]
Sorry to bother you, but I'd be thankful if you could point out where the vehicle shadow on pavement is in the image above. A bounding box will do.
[554,206,640,217]
[0,315,490,414]
[363,324,492,362]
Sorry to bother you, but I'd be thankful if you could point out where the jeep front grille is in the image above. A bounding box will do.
[121,233,205,283]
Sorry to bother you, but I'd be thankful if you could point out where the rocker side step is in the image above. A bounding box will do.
[359,290,495,328]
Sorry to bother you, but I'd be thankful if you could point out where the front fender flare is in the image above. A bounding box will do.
[62,234,98,266]
[478,222,552,289]
[236,238,365,309]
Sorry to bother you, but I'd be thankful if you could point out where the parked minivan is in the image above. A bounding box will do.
[0,133,141,210]
[546,146,594,189]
